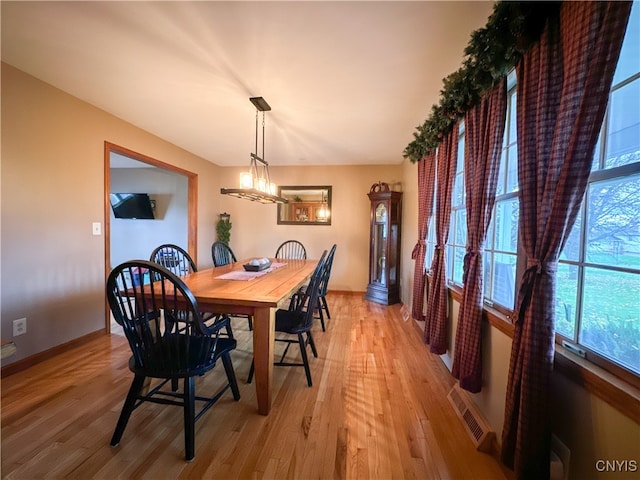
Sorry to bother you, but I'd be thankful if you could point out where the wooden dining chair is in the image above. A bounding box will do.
[316,243,337,331]
[106,260,240,461]
[211,241,237,267]
[150,244,232,336]
[275,240,307,260]
[150,244,197,276]
[248,250,327,387]
[210,241,253,331]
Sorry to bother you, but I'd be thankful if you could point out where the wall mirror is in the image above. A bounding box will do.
[277,186,332,225]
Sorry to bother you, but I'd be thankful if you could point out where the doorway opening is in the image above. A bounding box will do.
[104,142,198,333]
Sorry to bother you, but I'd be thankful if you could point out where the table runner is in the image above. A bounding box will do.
[215,262,287,281]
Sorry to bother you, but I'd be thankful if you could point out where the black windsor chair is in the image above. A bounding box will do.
[275,240,307,260]
[211,241,238,267]
[210,241,253,331]
[107,260,240,461]
[248,250,328,387]
[150,244,232,337]
[150,243,197,276]
[316,244,337,331]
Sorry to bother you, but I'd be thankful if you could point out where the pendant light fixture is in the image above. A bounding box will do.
[220,97,288,204]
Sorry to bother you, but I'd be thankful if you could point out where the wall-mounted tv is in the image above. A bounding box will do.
[110,193,155,219]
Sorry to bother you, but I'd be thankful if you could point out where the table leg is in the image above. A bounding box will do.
[252,306,275,415]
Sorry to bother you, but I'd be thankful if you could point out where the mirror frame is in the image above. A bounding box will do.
[277,185,332,226]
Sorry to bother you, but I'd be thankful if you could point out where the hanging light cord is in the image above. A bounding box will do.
[262,111,266,161]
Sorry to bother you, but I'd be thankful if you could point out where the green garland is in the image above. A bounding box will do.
[404,1,561,162]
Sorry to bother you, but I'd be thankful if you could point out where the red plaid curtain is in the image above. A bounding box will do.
[424,128,457,353]
[412,151,437,321]
[501,2,632,478]
[452,79,507,393]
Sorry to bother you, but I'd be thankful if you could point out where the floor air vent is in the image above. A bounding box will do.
[447,384,494,452]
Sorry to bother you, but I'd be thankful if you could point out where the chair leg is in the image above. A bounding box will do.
[247,316,253,331]
[221,352,241,400]
[321,295,331,319]
[212,314,234,339]
[184,376,196,462]
[111,374,146,447]
[225,317,234,339]
[317,299,326,332]
[298,333,312,387]
[307,331,318,358]
[247,359,254,384]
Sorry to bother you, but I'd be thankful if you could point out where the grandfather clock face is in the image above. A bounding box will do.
[375,203,387,223]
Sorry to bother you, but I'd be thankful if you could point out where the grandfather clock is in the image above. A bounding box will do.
[365,182,402,305]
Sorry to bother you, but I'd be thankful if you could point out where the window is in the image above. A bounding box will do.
[483,70,519,310]
[447,123,466,286]
[557,1,640,380]
[425,202,437,274]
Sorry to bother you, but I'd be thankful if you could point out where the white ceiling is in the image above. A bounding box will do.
[1,1,494,167]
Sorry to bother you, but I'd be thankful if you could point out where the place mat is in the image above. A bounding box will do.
[215,262,287,281]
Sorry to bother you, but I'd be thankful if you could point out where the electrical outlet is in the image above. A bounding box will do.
[92,222,102,236]
[13,318,27,336]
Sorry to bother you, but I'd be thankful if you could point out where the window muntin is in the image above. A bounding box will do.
[558,1,640,378]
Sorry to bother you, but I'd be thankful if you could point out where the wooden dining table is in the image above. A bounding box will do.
[178,258,318,415]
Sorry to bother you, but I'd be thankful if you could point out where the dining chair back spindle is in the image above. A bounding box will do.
[275,240,307,260]
[210,241,253,331]
[211,241,237,267]
[150,244,197,277]
[106,260,240,461]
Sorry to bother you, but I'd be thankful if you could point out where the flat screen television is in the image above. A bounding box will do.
[109,193,155,219]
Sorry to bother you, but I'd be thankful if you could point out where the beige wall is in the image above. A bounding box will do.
[442,296,640,479]
[216,164,403,292]
[1,63,223,363]
[400,157,419,308]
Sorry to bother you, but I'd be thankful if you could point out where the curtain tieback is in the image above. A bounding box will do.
[516,257,558,323]
[525,258,557,276]
[429,244,445,271]
[462,246,484,285]
[411,240,426,259]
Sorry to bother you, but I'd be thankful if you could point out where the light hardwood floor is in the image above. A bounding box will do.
[1,294,508,479]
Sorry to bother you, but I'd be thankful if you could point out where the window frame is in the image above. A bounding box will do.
[482,70,520,315]
[555,70,640,388]
[446,122,467,288]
